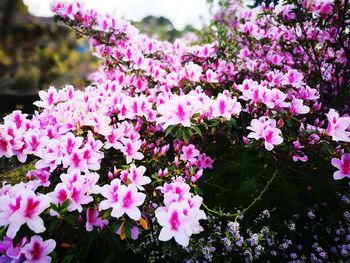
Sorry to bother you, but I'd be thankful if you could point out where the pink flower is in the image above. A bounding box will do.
[212,94,242,120]
[331,153,350,180]
[48,170,95,213]
[326,109,350,142]
[33,86,58,108]
[86,208,108,232]
[292,140,308,162]
[27,169,51,187]
[2,190,50,238]
[282,69,304,88]
[100,179,146,221]
[63,148,88,172]
[3,110,28,129]
[104,127,123,150]
[99,179,121,211]
[107,184,145,220]
[247,117,283,151]
[261,127,284,151]
[24,129,49,157]
[35,139,62,172]
[156,202,191,247]
[158,177,191,207]
[157,96,196,129]
[155,179,206,247]
[180,144,200,163]
[184,62,202,82]
[60,132,83,156]
[120,138,144,164]
[22,235,56,263]
[290,98,310,115]
[205,69,218,83]
[127,164,151,190]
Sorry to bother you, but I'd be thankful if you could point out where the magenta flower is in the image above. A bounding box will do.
[104,127,123,150]
[60,132,83,156]
[158,176,191,203]
[35,139,62,172]
[62,148,88,172]
[26,169,51,187]
[180,144,200,163]
[48,183,69,214]
[22,235,56,263]
[261,127,284,151]
[205,69,218,83]
[86,208,108,232]
[0,236,26,262]
[3,110,28,129]
[48,170,95,214]
[331,153,350,180]
[196,153,214,169]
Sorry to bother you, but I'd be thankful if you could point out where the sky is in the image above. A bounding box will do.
[23,0,214,30]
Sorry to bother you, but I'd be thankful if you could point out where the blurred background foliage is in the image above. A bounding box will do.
[0,0,98,114]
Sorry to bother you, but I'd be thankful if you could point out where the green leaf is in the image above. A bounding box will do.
[61,199,70,210]
[0,227,6,240]
[51,251,58,263]
[61,255,74,263]
[165,125,176,137]
[162,240,172,252]
[192,126,203,138]
[124,221,131,238]
[50,203,59,212]
[181,128,189,143]
[325,143,334,155]
[194,185,203,196]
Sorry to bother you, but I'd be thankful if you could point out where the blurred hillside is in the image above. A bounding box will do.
[133,16,197,42]
[0,0,98,114]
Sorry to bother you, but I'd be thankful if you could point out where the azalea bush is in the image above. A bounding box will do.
[0,0,349,262]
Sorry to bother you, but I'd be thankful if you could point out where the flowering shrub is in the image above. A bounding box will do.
[0,0,349,261]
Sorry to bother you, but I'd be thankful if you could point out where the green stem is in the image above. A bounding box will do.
[235,169,280,221]
[201,168,281,221]
[202,202,238,218]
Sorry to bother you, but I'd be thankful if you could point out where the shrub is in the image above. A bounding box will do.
[0,0,349,261]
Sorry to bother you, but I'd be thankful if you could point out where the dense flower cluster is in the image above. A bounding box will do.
[0,0,349,261]
[155,177,206,247]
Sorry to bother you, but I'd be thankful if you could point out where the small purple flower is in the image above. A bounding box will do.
[307,211,315,219]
